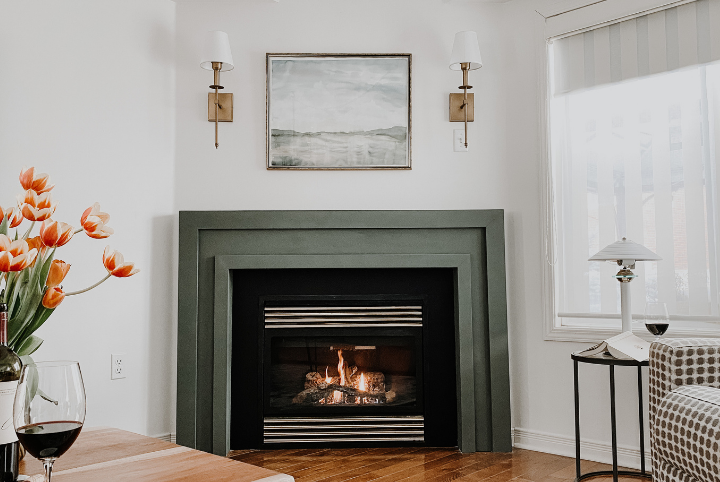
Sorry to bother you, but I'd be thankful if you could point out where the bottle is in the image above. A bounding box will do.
[0,304,21,482]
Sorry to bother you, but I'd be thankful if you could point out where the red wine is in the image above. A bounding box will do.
[645,323,669,336]
[16,421,83,459]
[0,304,21,482]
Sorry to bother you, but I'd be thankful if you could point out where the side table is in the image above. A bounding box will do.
[571,352,651,482]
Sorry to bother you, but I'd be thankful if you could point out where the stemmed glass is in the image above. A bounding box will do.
[13,361,86,482]
[644,302,670,340]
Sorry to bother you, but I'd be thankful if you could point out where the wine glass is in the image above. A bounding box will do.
[13,361,85,482]
[644,302,670,340]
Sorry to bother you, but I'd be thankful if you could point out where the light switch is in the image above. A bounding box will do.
[454,129,468,152]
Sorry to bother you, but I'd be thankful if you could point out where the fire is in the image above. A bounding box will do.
[337,349,347,386]
[359,372,366,392]
[325,367,331,384]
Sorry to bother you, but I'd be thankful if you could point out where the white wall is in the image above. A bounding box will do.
[0,0,176,438]
[0,0,653,465]
[174,0,509,212]
[499,0,652,467]
[175,0,651,467]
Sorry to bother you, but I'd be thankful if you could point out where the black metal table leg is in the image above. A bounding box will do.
[574,359,581,480]
[609,365,618,481]
[637,366,646,475]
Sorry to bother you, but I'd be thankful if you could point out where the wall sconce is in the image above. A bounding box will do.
[200,31,234,149]
[449,31,482,148]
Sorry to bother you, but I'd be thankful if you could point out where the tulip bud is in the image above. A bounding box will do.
[46,260,70,288]
[42,287,65,309]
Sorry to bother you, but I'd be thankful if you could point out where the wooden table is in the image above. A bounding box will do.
[18,427,294,482]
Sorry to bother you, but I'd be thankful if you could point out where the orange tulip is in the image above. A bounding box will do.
[102,246,139,277]
[42,287,64,309]
[26,236,43,253]
[0,235,37,272]
[39,219,74,247]
[0,206,22,228]
[46,260,70,288]
[18,190,57,222]
[25,236,45,266]
[80,203,114,239]
[19,167,54,194]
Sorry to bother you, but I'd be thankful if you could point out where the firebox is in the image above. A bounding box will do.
[263,302,425,444]
[231,267,459,450]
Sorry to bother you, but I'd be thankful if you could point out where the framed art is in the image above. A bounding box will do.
[266,53,412,170]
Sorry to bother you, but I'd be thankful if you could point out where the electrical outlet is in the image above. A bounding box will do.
[111,353,126,380]
[454,129,468,152]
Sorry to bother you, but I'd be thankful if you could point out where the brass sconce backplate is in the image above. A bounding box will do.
[449,93,474,122]
[208,93,234,122]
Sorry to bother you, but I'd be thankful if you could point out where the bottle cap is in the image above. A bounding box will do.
[0,303,6,312]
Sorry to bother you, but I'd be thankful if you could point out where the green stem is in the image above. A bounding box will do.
[3,273,15,305]
[43,247,56,267]
[65,273,111,296]
[73,228,83,234]
[21,221,36,240]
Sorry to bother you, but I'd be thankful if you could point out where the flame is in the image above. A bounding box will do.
[359,372,366,392]
[337,349,347,386]
[325,367,331,384]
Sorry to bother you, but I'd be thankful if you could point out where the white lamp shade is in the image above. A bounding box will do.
[449,31,483,71]
[588,238,662,262]
[200,31,234,71]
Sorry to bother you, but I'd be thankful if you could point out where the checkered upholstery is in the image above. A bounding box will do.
[649,339,720,482]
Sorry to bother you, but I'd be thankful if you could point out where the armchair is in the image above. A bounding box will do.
[649,338,720,482]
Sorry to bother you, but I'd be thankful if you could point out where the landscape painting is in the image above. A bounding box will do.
[267,54,411,170]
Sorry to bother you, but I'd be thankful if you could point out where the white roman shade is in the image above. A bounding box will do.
[551,0,720,95]
[548,0,720,326]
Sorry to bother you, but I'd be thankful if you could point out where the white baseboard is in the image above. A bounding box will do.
[155,432,177,444]
[512,427,651,471]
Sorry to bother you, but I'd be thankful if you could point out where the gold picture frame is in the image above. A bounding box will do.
[266,53,412,170]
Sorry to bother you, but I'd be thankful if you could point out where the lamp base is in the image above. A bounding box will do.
[208,93,234,122]
[449,93,474,122]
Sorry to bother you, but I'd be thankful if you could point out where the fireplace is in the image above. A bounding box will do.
[177,210,510,455]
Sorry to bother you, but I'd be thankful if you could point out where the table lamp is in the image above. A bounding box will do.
[588,238,661,333]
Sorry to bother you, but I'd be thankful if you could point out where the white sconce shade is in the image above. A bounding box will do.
[449,31,483,71]
[200,31,234,71]
[588,238,662,263]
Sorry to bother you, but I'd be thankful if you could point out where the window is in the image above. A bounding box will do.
[548,0,720,335]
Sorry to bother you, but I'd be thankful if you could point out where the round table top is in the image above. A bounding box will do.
[572,351,649,367]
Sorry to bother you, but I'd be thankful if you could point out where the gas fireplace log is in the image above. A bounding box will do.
[292,384,387,404]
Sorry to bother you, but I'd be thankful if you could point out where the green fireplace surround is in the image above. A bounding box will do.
[177,210,510,455]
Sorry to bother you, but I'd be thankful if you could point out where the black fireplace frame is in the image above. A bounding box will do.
[177,210,510,456]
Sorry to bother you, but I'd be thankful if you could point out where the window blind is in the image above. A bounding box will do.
[549,0,720,325]
[552,0,720,96]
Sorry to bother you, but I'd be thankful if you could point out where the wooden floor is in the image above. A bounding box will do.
[229,447,645,482]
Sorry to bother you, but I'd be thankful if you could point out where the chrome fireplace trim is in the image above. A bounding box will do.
[263,416,425,444]
[264,305,423,328]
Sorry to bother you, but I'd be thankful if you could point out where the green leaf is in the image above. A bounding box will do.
[0,216,7,237]
[14,306,53,347]
[8,289,44,347]
[37,251,55,290]
[15,335,43,357]
[37,388,58,405]
[19,355,39,404]
[19,355,34,366]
